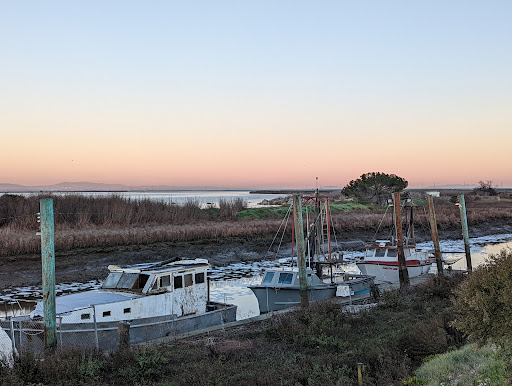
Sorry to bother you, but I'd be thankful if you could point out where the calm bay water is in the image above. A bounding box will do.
[6,190,288,208]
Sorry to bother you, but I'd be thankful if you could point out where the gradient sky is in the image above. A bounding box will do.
[1,1,511,189]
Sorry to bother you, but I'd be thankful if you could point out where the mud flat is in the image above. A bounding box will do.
[0,219,511,291]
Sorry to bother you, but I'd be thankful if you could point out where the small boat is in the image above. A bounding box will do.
[357,240,434,283]
[250,268,375,313]
[249,194,375,313]
[2,258,236,352]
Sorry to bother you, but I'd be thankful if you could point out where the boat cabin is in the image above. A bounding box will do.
[259,268,327,288]
[31,259,211,323]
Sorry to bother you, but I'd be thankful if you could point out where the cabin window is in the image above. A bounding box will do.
[159,275,171,287]
[375,249,386,258]
[195,272,205,284]
[386,249,397,258]
[124,308,131,314]
[262,272,275,284]
[184,274,193,287]
[365,249,374,258]
[103,311,111,317]
[278,272,294,285]
[81,313,91,320]
[103,272,122,288]
[174,275,183,289]
[116,273,138,289]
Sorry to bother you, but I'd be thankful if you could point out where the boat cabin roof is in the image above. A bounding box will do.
[32,290,141,317]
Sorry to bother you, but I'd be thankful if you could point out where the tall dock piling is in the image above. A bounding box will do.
[40,198,57,349]
[457,194,472,272]
[293,195,309,308]
[427,195,444,276]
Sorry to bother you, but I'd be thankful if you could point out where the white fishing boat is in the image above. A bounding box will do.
[357,195,435,283]
[1,258,236,351]
[357,240,434,283]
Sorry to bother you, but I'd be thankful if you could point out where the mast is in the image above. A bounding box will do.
[393,192,410,287]
[293,195,309,308]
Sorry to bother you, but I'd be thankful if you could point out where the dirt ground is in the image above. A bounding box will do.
[1,220,511,291]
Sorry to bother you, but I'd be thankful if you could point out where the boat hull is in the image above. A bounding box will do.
[357,262,427,283]
[1,302,236,353]
[249,286,337,313]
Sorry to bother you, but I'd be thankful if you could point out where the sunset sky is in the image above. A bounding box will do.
[1,1,511,189]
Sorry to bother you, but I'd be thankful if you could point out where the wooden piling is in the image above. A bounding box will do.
[40,198,57,349]
[293,195,309,308]
[393,192,410,287]
[457,195,472,272]
[426,195,444,276]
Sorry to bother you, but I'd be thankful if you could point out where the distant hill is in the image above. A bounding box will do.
[0,182,224,192]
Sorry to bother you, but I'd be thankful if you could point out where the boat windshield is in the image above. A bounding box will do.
[387,249,397,257]
[375,249,386,258]
[278,272,294,285]
[103,272,138,289]
[262,272,275,284]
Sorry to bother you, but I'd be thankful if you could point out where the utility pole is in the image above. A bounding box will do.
[457,195,472,272]
[426,195,444,276]
[293,195,309,308]
[393,192,410,287]
[40,198,57,349]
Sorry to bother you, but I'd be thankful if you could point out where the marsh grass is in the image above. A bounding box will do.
[1,193,511,256]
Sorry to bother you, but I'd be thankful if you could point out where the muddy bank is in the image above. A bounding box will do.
[1,220,511,291]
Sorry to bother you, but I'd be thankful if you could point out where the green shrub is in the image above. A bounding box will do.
[452,249,512,345]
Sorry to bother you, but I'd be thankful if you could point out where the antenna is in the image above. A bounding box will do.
[315,177,318,192]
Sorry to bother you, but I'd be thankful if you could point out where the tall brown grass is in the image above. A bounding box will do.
[0,194,510,256]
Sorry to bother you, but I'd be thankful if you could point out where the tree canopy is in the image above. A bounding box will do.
[341,172,408,206]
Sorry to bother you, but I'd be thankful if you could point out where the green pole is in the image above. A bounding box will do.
[457,195,472,272]
[40,198,57,349]
[293,195,309,308]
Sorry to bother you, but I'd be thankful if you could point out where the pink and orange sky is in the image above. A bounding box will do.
[1,1,511,189]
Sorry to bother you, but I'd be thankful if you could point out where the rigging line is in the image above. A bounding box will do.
[273,204,293,258]
[373,204,391,241]
[267,204,292,255]
[328,209,341,252]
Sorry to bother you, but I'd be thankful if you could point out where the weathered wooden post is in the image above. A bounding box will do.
[457,194,472,272]
[357,362,365,385]
[393,192,410,287]
[426,195,444,276]
[40,198,57,349]
[293,195,309,308]
[118,321,130,349]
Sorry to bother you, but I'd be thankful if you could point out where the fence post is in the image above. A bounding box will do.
[92,306,99,350]
[9,319,16,357]
[19,321,23,353]
[118,322,130,349]
[58,317,63,348]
